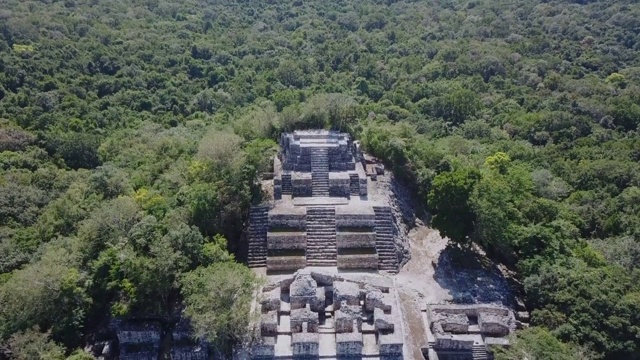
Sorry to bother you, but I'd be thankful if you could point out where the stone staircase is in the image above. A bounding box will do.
[306,207,337,266]
[373,206,398,273]
[472,344,489,360]
[310,147,329,197]
[349,173,360,197]
[282,174,292,195]
[247,206,268,267]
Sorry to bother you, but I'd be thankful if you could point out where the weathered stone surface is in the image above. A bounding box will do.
[290,273,319,309]
[310,271,334,286]
[434,335,474,350]
[374,308,394,331]
[365,289,392,312]
[478,312,511,336]
[266,255,306,272]
[485,337,510,347]
[267,233,307,250]
[336,232,376,249]
[292,332,319,357]
[435,312,469,334]
[260,287,281,313]
[260,311,278,336]
[335,306,363,333]
[516,311,530,322]
[333,281,361,310]
[291,306,319,333]
[309,287,326,313]
[336,331,363,356]
[337,254,379,270]
[378,329,403,356]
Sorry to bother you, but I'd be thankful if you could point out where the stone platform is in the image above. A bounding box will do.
[292,197,350,206]
[422,304,517,360]
[250,269,404,360]
[248,131,399,274]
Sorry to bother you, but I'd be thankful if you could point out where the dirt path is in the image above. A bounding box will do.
[391,222,452,359]
[398,289,428,360]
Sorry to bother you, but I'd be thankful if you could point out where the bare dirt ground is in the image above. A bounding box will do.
[394,223,452,360]
[378,171,514,359]
[395,224,452,304]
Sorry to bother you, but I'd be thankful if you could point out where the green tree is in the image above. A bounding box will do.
[180,262,259,351]
[493,327,592,360]
[2,328,66,360]
[427,167,481,243]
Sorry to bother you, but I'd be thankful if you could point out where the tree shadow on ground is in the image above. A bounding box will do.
[433,244,515,307]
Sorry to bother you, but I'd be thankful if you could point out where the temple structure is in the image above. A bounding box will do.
[251,269,404,360]
[247,130,399,274]
[246,131,404,359]
[422,304,517,360]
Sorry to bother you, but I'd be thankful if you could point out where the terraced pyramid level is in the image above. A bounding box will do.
[247,130,400,274]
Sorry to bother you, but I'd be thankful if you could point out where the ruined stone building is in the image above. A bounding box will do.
[422,304,517,360]
[251,270,404,360]
[246,131,404,359]
[247,130,399,273]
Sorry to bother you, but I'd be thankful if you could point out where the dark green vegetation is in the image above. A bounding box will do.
[0,0,639,358]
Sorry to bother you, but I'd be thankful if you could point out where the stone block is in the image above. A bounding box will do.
[309,287,326,313]
[333,281,362,310]
[260,311,278,336]
[516,311,530,322]
[268,214,306,231]
[335,214,376,230]
[337,254,379,270]
[260,287,281,313]
[267,233,307,250]
[437,313,469,334]
[290,273,318,309]
[336,233,376,249]
[378,329,403,356]
[292,332,319,358]
[478,312,511,337]
[335,306,363,333]
[329,185,351,198]
[336,331,363,357]
[266,256,306,272]
[310,271,334,286]
[251,337,275,360]
[291,307,319,333]
[434,335,474,350]
[365,289,392,313]
[374,308,394,332]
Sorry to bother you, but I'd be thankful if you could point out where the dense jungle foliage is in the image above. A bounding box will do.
[1,0,640,358]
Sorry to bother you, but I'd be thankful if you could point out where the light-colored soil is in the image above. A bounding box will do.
[395,224,452,304]
[393,222,451,360]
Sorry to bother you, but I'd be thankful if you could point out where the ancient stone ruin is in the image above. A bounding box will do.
[251,269,404,359]
[423,304,517,360]
[245,131,405,358]
[247,130,398,273]
[112,319,208,360]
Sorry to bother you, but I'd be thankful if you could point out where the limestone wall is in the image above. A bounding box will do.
[292,332,319,358]
[335,214,376,230]
[292,177,312,197]
[266,256,306,272]
[268,213,306,231]
[267,232,306,250]
[337,254,379,270]
[328,177,350,197]
[336,332,363,357]
[336,233,376,249]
